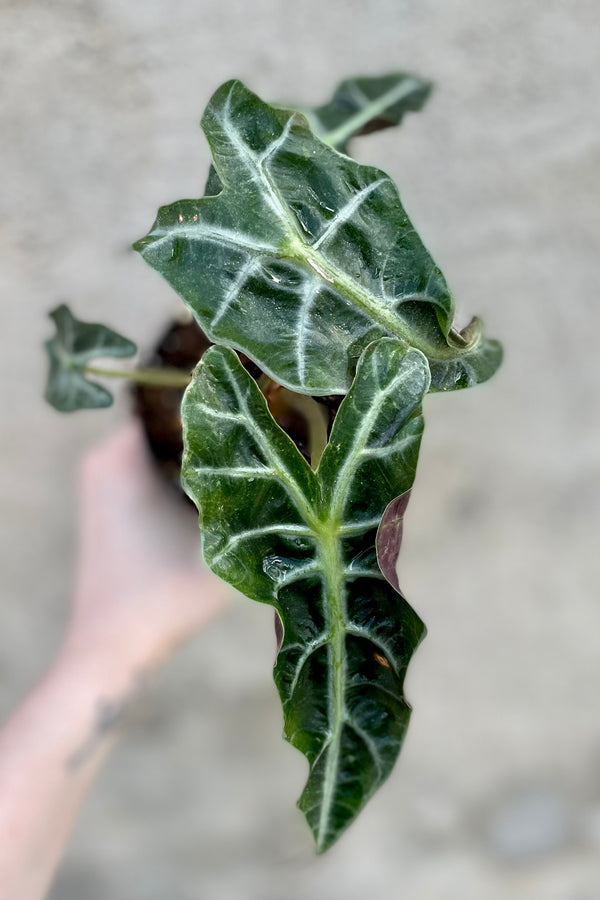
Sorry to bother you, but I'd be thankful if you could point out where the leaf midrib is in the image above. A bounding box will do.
[314,525,347,851]
[319,77,424,150]
[284,235,474,363]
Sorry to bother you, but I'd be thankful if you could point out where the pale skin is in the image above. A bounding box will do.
[0,423,227,899]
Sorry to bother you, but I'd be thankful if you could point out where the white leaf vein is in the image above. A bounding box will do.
[211,257,259,328]
[209,523,313,568]
[312,178,387,251]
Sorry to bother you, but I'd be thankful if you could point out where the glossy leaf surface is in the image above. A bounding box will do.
[302,72,432,152]
[44,304,137,411]
[181,338,428,851]
[135,79,502,395]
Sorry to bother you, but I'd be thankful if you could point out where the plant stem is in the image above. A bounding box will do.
[258,375,329,470]
[281,389,329,470]
[84,365,191,389]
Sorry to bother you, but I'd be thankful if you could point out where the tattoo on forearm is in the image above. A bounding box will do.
[66,676,145,772]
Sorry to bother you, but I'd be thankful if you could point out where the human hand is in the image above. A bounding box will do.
[64,421,227,673]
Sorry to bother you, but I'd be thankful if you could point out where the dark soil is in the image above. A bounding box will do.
[133,318,210,490]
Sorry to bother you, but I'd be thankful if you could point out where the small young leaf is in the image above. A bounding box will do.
[181,338,429,851]
[44,304,137,412]
[135,80,502,396]
[302,72,432,152]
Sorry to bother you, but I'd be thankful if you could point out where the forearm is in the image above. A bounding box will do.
[0,640,145,900]
[0,424,226,899]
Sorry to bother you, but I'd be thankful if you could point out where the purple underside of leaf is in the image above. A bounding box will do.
[375,490,412,594]
[274,610,284,655]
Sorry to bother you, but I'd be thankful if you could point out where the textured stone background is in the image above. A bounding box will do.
[1,1,599,897]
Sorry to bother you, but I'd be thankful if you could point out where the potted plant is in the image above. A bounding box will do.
[44,73,502,852]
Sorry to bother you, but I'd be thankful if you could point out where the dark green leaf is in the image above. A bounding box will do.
[135,79,502,395]
[301,72,432,153]
[181,338,429,851]
[44,304,137,412]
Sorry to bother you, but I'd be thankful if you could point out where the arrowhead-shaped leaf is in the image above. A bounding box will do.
[135,79,502,396]
[181,337,429,851]
[302,72,432,152]
[44,304,137,411]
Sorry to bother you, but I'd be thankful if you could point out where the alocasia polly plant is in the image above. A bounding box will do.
[44,72,502,851]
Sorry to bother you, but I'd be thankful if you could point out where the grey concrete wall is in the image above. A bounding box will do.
[1,1,599,897]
